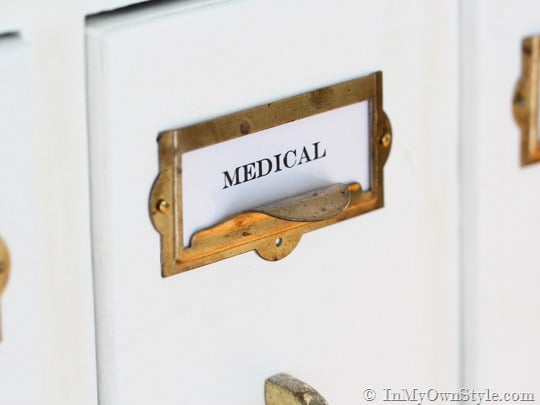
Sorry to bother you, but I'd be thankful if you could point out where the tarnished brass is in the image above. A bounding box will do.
[254,183,350,222]
[265,373,328,405]
[0,237,10,341]
[150,72,392,277]
[514,35,540,165]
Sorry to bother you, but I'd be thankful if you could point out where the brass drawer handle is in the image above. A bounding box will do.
[265,373,329,405]
[150,72,392,277]
[0,237,10,341]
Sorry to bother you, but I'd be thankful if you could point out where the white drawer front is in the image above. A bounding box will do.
[87,1,459,404]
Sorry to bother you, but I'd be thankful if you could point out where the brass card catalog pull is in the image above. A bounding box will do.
[191,183,353,263]
[0,237,10,341]
[514,35,540,165]
[265,373,329,405]
[150,72,392,277]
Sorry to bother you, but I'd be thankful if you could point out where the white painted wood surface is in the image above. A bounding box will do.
[0,13,99,405]
[3,0,539,403]
[0,28,98,404]
[87,1,460,404]
[460,0,540,394]
[0,29,98,404]
[0,35,46,405]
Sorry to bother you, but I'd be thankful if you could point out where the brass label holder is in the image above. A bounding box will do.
[150,72,392,277]
[0,237,9,340]
[514,35,540,165]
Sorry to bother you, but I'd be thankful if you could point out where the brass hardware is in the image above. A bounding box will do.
[0,237,10,341]
[191,183,355,263]
[254,183,350,222]
[380,133,391,148]
[157,199,171,214]
[265,373,329,405]
[150,72,392,277]
[514,35,540,165]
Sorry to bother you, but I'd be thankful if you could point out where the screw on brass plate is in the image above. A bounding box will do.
[380,133,391,148]
[157,199,170,214]
[515,93,527,107]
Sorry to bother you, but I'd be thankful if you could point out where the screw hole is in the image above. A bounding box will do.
[275,237,283,247]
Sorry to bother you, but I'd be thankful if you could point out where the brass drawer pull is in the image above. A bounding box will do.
[514,35,540,165]
[265,373,329,405]
[150,72,392,277]
[0,237,10,341]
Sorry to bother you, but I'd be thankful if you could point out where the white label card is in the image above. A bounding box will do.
[182,100,370,246]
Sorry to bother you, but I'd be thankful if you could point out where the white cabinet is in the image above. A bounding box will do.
[0,32,98,405]
[86,1,459,404]
[461,0,540,392]
[0,34,45,405]
[0,1,538,404]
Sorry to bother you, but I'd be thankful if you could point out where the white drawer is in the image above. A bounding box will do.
[86,1,459,404]
[461,0,540,392]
